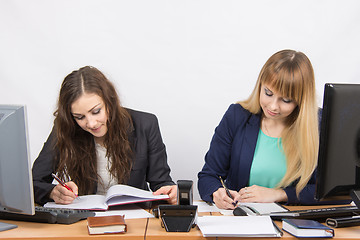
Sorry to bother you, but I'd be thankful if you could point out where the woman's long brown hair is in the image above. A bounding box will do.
[54,66,133,195]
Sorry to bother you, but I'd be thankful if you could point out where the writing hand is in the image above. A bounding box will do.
[50,181,78,204]
[212,187,239,209]
[153,185,177,205]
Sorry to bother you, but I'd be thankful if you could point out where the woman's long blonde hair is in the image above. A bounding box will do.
[239,49,319,195]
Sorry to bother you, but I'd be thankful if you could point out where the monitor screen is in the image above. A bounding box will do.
[315,83,360,201]
[0,105,34,216]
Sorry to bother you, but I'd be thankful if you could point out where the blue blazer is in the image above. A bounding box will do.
[198,104,318,205]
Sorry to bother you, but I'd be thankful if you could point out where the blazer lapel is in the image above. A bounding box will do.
[237,113,260,188]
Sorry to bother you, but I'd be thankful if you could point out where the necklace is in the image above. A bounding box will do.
[262,118,283,138]
[262,118,271,136]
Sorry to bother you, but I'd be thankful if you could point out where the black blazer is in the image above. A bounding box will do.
[32,108,174,205]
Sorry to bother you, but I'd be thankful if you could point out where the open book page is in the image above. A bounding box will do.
[44,185,169,210]
[44,195,108,210]
[105,184,169,206]
[197,216,281,237]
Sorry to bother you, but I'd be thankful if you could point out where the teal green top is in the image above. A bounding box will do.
[248,129,287,188]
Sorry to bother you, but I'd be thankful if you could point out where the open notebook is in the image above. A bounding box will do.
[44,184,169,210]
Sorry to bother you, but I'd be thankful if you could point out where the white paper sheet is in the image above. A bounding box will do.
[197,215,281,237]
[94,204,154,219]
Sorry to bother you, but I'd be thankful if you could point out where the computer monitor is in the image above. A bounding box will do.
[315,83,360,202]
[0,105,35,230]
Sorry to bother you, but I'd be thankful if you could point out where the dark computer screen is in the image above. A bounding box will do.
[315,83,360,201]
[0,105,34,218]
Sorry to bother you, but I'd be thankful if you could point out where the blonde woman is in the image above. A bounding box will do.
[198,50,319,209]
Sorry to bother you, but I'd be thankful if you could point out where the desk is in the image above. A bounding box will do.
[1,206,360,240]
[0,219,147,240]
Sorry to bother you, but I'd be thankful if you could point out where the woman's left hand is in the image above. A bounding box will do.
[153,185,178,204]
[238,185,288,203]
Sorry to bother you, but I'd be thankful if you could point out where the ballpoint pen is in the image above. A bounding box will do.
[51,173,78,197]
[272,219,283,236]
[219,176,237,206]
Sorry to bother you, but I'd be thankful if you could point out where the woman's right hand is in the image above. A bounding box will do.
[212,187,239,209]
[49,181,78,204]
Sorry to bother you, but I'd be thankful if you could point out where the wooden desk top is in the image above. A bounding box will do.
[0,218,147,240]
[145,217,203,240]
[1,205,360,239]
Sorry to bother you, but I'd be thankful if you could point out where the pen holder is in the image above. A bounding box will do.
[158,204,197,232]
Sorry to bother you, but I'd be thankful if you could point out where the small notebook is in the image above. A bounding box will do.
[87,215,127,235]
[282,218,334,238]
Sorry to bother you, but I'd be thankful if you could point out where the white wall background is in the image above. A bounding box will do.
[1,0,360,200]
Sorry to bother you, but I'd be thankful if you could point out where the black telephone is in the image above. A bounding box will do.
[156,180,197,232]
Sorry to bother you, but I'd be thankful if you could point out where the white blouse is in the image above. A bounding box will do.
[95,143,118,195]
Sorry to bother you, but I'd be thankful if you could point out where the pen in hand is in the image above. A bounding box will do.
[51,173,78,197]
[219,176,237,207]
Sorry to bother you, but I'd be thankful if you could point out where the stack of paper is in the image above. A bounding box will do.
[197,216,282,237]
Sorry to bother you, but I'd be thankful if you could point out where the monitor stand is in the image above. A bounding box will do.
[350,189,360,208]
[0,221,17,232]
